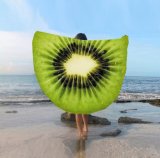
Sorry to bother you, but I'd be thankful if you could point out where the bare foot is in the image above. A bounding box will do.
[82,128,88,140]
[83,126,88,132]
[82,132,88,140]
[78,132,83,139]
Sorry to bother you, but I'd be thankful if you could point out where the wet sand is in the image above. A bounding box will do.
[0,103,160,158]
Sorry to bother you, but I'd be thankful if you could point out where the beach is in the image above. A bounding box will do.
[0,102,160,158]
[0,75,160,157]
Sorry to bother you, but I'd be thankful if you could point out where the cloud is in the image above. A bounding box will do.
[0,0,64,75]
[0,31,33,74]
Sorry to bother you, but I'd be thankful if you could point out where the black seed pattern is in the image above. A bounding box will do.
[52,42,110,89]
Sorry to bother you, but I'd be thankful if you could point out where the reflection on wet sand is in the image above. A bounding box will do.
[76,138,86,158]
[62,134,88,158]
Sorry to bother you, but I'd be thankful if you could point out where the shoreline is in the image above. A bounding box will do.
[1,99,160,108]
[1,92,160,106]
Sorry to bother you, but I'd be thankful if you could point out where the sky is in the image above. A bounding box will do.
[0,0,160,76]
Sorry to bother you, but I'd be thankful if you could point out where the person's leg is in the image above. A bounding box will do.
[75,114,83,137]
[82,114,88,133]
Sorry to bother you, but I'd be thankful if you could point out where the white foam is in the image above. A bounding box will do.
[118,93,160,101]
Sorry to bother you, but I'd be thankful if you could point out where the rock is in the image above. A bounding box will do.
[140,99,160,107]
[120,110,127,113]
[120,108,137,113]
[116,98,160,107]
[61,112,111,125]
[61,113,75,122]
[100,129,121,137]
[5,110,17,113]
[118,117,152,124]
[117,99,160,107]
[88,114,111,125]
[116,100,132,103]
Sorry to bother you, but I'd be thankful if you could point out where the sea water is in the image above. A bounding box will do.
[0,75,160,103]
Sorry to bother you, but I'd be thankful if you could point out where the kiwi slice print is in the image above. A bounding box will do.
[32,31,128,114]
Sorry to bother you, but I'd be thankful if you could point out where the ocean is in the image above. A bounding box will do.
[1,75,160,126]
[0,75,160,104]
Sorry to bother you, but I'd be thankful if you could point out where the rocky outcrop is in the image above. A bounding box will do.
[61,112,111,125]
[139,99,160,107]
[5,110,18,113]
[116,99,160,107]
[100,129,121,137]
[118,117,152,124]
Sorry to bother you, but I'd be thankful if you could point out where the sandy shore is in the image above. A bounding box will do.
[0,103,160,158]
